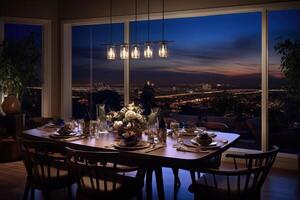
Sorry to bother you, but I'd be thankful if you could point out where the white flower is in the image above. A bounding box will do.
[136,114,143,122]
[113,121,123,129]
[126,122,132,128]
[125,110,137,120]
[106,115,112,121]
[127,103,135,111]
[112,112,118,118]
[120,107,127,114]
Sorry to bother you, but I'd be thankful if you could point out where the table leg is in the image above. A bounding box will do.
[172,167,181,188]
[155,167,165,200]
[146,169,153,200]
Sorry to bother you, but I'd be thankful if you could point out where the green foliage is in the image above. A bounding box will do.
[0,33,41,97]
[0,57,22,96]
[275,38,300,104]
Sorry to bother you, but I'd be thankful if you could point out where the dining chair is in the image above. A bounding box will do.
[20,139,77,200]
[189,145,279,200]
[203,121,230,132]
[65,147,145,200]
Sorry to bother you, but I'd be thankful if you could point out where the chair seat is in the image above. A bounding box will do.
[77,175,143,199]
[27,166,75,189]
[189,173,257,200]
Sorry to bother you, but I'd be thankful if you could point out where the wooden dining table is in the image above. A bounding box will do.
[22,127,240,200]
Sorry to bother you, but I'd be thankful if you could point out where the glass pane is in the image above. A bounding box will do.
[130,13,261,149]
[268,9,300,153]
[72,23,124,119]
[4,23,42,118]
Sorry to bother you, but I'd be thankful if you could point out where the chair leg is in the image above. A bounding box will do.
[30,188,35,200]
[155,167,165,200]
[42,190,50,200]
[189,170,196,183]
[137,189,143,200]
[197,171,201,179]
[172,168,181,188]
[23,184,30,200]
[67,185,72,200]
[136,168,147,187]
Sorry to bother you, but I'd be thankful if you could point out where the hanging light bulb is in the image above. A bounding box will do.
[144,42,153,58]
[107,0,116,60]
[158,0,168,58]
[107,45,116,60]
[159,42,168,58]
[120,44,129,59]
[130,0,140,59]
[131,44,140,59]
[144,0,153,59]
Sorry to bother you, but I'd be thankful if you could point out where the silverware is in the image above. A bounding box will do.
[140,144,165,153]
[63,135,87,142]
[177,145,209,153]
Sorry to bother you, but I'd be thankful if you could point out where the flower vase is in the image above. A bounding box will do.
[122,131,142,146]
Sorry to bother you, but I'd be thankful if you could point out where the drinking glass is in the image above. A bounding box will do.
[77,119,85,134]
[96,104,106,121]
[147,123,158,144]
[89,120,98,137]
[170,122,182,147]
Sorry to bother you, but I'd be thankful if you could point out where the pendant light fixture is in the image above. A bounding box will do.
[144,0,153,58]
[107,0,116,60]
[120,44,129,59]
[158,0,168,58]
[131,0,140,59]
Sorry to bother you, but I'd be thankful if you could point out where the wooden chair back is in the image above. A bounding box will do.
[195,146,279,200]
[65,147,143,196]
[20,139,68,188]
[204,121,230,132]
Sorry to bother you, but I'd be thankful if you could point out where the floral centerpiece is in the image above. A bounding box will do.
[106,103,147,145]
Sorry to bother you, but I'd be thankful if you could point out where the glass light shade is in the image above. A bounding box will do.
[120,45,129,59]
[158,42,168,58]
[131,44,140,59]
[107,45,116,60]
[144,43,153,58]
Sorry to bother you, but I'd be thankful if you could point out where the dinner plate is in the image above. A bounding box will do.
[184,138,226,149]
[113,141,151,150]
[49,132,77,139]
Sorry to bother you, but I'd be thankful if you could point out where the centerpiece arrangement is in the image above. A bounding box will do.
[106,103,147,146]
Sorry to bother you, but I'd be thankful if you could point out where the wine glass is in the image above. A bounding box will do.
[77,119,84,134]
[170,122,182,147]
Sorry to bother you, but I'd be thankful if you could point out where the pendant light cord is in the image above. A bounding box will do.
[147,0,150,43]
[135,0,138,43]
[110,0,113,44]
[162,0,165,41]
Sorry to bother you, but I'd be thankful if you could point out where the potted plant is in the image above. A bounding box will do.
[275,37,300,124]
[0,34,41,115]
[0,56,22,114]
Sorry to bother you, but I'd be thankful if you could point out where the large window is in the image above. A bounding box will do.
[72,23,124,119]
[268,9,300,153]
[4,23,42,118]
[130,13,262,149]
[66,5,300,154]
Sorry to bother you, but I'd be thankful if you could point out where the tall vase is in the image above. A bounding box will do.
[96,104,106,121]
[1,94,21,115]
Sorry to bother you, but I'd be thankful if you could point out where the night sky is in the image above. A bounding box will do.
[4,10,299,89]
[71,9,300,88]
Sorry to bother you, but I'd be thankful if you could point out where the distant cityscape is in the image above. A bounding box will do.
[72,82,285,113]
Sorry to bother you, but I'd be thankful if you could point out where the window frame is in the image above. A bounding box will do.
[0,17,53,118]
[61,2,300,163]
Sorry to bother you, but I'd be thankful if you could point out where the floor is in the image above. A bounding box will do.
[0,161,299,200]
